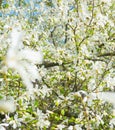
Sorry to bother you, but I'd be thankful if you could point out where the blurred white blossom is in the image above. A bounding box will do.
[5,28,43,91]
[95,92,115,109]
[0,99,16,113]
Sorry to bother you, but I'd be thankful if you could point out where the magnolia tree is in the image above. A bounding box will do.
[0,0,115,129]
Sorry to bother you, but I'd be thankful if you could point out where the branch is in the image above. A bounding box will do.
[41,78,64,100]
[50,25,63,46]
[79,36,89,46]
[98,52,115,57]
[39,61,72,68]
[88,0,95,26]
[85,57,106,62]
[39,61,60,68]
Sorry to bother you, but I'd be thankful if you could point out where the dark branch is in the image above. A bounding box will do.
[39,61,72,68]
[85,58,106,62]
[39,61,60,68]
[98,52,115,57]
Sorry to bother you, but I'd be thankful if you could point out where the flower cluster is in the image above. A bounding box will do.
[0,0,115,129]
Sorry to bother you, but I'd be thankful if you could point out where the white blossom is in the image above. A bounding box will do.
[36,85,52,98]
[68,125,73,130]
[104,75,115,90]
[0,123,9,130]
[81,44,91,56]
[95,114,104,126]
[74,125,82,130]
[37,109,50,129]
[9,114,24,129]
[68,124,82,130]
[96,14,109,27]
[109,118,115,128]
[57,124,66,130]
[77,90,115,112]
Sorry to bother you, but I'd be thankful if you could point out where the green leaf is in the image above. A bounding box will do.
[61,109,65,115]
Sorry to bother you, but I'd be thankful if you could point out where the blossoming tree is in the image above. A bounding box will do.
[0,0,115,129]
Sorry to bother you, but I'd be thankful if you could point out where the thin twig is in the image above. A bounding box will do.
[88,0,95,26]
[85,57,106,62]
